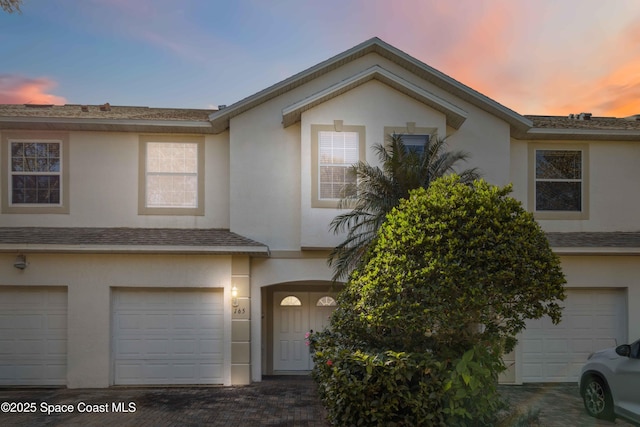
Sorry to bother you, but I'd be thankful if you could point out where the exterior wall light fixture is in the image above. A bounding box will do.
[14,254,27,270]
[231,285,238,307]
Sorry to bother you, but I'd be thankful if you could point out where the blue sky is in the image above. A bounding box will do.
[2,0,640,116]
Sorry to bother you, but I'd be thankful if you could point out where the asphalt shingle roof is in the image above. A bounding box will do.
[0,104,215,121]
[526,115,640,131]
[0,227,270,256]
[1,228,639,255]
[546,232,640,248]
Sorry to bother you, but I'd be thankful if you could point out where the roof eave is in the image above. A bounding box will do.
[552,247,640,255]
[209,37,532,134]
[0,117,215,134]
[0,243,270,256]
[282,65,468,130]
[368,40,533,134]
[524,127,640,141]
[209,38,381,133]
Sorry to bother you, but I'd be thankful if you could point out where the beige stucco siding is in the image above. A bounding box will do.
[0,253,233,388]
[559,255,640,340]
[512,138,640,232]
[228,51,514,251]
[228,110,301,251]
[0,132,230,229]
[299,80,448,249]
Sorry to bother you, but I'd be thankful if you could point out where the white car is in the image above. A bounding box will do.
[579,338,640,424]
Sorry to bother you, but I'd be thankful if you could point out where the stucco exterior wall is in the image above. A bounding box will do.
[229,112,301,251]
[0,253,233,388]
[299,80,447,249]
[559,255,640,340]
[511,138,640,232]
[228,51,513,251]
[0,131,230,229]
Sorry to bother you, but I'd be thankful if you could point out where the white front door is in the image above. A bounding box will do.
[273,292,337,372]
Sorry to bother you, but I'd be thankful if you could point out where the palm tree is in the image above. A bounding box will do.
[328,134,480,281]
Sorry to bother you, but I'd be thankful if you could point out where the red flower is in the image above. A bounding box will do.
[326,360,333,366]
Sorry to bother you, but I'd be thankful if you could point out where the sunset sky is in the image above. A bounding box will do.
[1,0,639,117]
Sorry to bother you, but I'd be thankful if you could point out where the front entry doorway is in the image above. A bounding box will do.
[273,292,337,371]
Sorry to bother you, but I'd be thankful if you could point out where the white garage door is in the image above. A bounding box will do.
[0,287,67,386]
[113,288,224,385]
[521,289,627,382]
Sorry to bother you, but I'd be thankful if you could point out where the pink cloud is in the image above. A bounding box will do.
[353,0,640,117]
[0,75,67,105]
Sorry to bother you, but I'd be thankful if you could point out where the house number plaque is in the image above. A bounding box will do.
[232,300,250,319]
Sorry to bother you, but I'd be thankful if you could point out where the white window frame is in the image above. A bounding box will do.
[311,124,365,208]
[528,143,589,220]
[138,135,205,216]
[318,130,359,200]
[1,131,70,214]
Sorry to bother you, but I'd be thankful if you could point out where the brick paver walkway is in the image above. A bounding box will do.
[0,376,328,427]
[0,377,635,426]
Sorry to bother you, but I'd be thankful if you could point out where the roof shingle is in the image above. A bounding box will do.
[0,227,270,256]
[0,104,215,121]
[546,232,640,248]
[526,115,640,131]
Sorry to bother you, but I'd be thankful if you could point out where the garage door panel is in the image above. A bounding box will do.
[200,363,223,379]
[48,314,67,329]
[572,315,593,329]
[146,314,171,328]
[113,289,224,385]
[572,338,596,353]
[15,339,46,355]
[545,339,569,354]
[174,339,196,354]
[115,362,223,385]
[48,339,67,355]
[174,314,197,329]
[0,287,68,386]
[522,289,626,382]
[201,339,223,355]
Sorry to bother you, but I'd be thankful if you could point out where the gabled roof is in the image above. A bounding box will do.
[282,65,468,130]
[209,37,532,134]
[0,104,216,134]
[0,227,270,256]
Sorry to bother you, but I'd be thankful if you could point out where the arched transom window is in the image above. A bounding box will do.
[316,296,337,307]
[280,296,302,306]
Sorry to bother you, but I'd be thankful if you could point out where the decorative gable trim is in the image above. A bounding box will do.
[208,37,532,134]
[282,65,468,130]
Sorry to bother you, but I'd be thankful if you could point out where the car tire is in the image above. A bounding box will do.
[582,375,614,421]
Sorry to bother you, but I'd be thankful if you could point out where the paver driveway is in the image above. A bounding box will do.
[499,383,636,427]
[0,377,636,426]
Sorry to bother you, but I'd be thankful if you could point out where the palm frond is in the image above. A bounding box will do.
[328,134,482,281]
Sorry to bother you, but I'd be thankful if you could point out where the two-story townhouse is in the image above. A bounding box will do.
[1,37,639,388]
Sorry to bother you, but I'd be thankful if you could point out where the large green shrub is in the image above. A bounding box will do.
[332,176,566,358]
[313,176,566,425]
[311,332,504,426]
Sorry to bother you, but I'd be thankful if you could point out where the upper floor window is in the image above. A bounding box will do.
[311,123,366,208]
[535,149,582,211]
[529,144,588,220]
[394,133,430,155]
[11,141,61,205]
[138,135,205,216]
[1,132,69,214]
[319,131,358,200]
